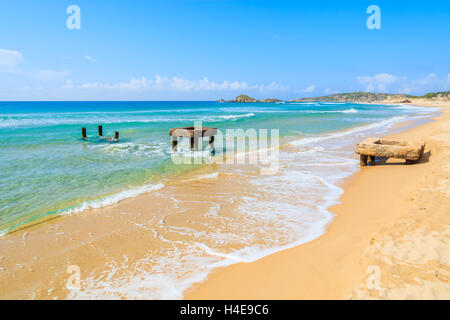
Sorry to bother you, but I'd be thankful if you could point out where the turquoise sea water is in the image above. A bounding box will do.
[0,101,434,235]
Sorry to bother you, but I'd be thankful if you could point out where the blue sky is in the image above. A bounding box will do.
[0,0,449,100]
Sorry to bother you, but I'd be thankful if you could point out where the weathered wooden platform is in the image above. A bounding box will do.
[356,138,425,166]
[169,126,217,151]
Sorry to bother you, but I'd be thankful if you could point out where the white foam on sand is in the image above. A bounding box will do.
[179,172,220,183]
[68,148,345,300]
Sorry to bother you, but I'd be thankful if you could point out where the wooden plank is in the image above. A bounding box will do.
[169,127,217,138]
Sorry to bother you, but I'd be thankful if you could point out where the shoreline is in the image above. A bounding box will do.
[185,99,450,299]
[0,100,447,299]
[0,103,416,238]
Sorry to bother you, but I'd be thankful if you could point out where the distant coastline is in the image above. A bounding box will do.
[218,91,450,104]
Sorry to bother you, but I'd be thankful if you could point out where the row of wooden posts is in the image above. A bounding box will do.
[81,126,119,140]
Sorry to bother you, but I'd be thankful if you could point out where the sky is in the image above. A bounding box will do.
[0,0,449,101]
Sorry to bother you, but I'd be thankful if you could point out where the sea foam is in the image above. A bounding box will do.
[61,183,165,216]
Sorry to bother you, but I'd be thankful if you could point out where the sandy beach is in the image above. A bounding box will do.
[186,99,450,300]
[0,99,448,300]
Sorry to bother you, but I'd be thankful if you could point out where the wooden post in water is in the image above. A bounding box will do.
[98,125,103,136]
[172,136,178,152]
[82,127,87,140]
[209,136,215,151]
[114,131,119,140]
[169,126,217,153]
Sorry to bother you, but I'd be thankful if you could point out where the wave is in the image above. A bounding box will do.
[393,105,442,113]
[0,117,182,128]
[0,113,257,128]
[211,113,255,121]
[342,108,358,113]
[61,183,165,216]
[0,183,165,236]
[300,108,358,114]
[291,115,407,147]
[101,142,168,157]
[200,113,255,122]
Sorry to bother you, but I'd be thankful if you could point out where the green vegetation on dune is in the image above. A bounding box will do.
[217,91,450,104]
[422,91,450,99]
[290,92,409,103]
[290,91,450,103]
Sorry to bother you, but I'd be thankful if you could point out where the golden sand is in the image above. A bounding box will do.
[0,99,448,300]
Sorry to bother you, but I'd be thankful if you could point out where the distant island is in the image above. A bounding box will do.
[217,95,283,103]
[217,91,450,103]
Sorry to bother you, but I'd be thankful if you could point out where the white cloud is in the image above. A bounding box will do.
[324,88,338,95]
[84,55,96,63]
[411,73,436,86]
[302,85,316,93]
[61,80,74,89]
[76,75,288,93]
[32,69,71,82]
[357,73,398,91]
[357,72,450,94]
[0,49,23,67]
